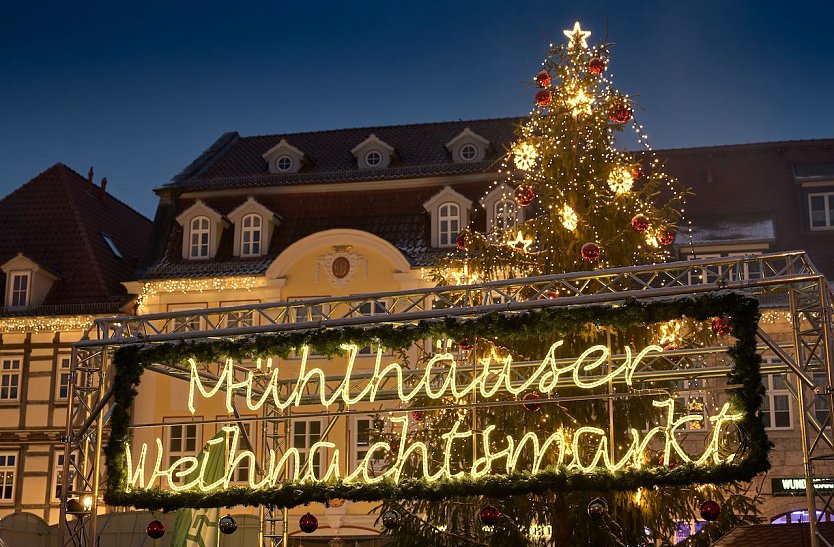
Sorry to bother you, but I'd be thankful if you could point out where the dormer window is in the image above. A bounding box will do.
[262,139,307,174]
[275,155,294,172]
[445,128,490,164]
[9,272,29,307]
[480,183,524,233]
[227,197,279,258]
[241,214,263,257]
[423,186,473,248]
[189,217,210,259]
[351,134,395,169]
[175,201,228,260]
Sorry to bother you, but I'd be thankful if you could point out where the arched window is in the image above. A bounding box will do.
[771,509,834,524]
[189,216,210,259]
[241,214,263,257]
[438,202,460,247]
[494,198,518,232]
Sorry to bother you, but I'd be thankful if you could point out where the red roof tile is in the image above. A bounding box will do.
[0,164,152,311]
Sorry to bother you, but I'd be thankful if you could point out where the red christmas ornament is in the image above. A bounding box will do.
[411,410,423,422]
[535,70,551,87]
[299,512,319,533]
[631,214,649,233]
[146,520,165,539]
[455,232,467,251]
[535,89,552,107]
[522,392,542,412]
[479,505,501,526]
[581,242,601,262]
[514,185,535,206]
[630,164,645,179]
[538,289,559,299]
[711,315,731,336]
[458,338,474,351]
[659,227,676,246]
[699,500,721,522]
[589,57,606,74]
[608,102,633,123]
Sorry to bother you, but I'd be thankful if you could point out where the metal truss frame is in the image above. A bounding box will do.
[57,250,834,547]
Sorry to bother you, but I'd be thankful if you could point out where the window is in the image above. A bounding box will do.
[56,356,71,401]
[275,155,293,172]
[226,309,254,328]
[0,453,15,501]
[101,233,123,259]
[168,304,206,333]
[352,417,385,474]
[438,202,460,247]
[809,192,834,230]
[53,452,75,501]
[189,216,210,258]
[241,214,263,257]
[493,198,518,232]
[357,300,386,354]
[761,369,792,429]
[0,358,21,400]
[8,272,30,307]
[293,419,325,479]
[459,143,478,161]
[814,371,830,428]
[365,150,382,167]
[166,421,200,483]
[217,419,253,483]
[687,252,762,285]
[772,510,834,524]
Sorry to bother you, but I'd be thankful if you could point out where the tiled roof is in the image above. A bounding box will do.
[0,164,152,310]
[166,118,521,191]
[713,522,834,546]
[146,117,834,280]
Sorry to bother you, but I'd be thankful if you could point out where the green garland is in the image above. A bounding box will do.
[103,291,770,511]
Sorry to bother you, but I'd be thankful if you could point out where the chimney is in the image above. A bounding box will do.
[87,166,94,190]
[99,177,107,198]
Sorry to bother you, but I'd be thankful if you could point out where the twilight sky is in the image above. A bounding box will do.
[1,1,832,217]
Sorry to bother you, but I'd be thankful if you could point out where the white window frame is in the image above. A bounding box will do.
[459,143,478,161]
[275,155,294,172]
[292,418,327,479]
[493,197,518,232]
[56,355,71,401]
[287,298,330,358]
[351,416,386,475]
[165,419,201,485]
[438,202,460,247]
[8,271,30,307]
[761,364,792,430]
[0,452,16,502]
[222,300,259,329]
[240,213,263,257]
[168,303,207,333]
[52,451,75,502]
[364,150,383,167]
[189,216,211,259]
[216,417,254,484]
[0,358,21,401]
[809,191,834,231]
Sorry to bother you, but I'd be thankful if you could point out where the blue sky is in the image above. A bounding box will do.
[1,1,832,217]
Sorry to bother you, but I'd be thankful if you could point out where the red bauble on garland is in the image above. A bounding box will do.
[535,70,551,87]
[299,512,319,533]
[711,315,731,336]
[522,392,542,411]
[659,227,676,246]
[663,344,680,364]
[581,242,601,262]
[514,185,535,206]
[631,214,649,233]
[589,57,606,74]
[455,232,467,251]
[608,102,633,123]
[535,89,552,107]
[699,500,721,522]
[146,520,165,539]
[411,410,423,422]
[630,164,645,179]
[458,338,474,351]
[479,505,501,526]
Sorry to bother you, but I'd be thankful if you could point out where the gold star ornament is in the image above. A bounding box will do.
[563,21,591,49]
[508,230,533,252]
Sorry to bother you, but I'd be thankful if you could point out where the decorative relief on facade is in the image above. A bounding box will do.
[316,246,367,287]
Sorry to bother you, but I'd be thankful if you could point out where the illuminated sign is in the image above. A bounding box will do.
[771,478,834,497]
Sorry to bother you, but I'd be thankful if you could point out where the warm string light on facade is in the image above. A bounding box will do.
[0,315,95,333]
[136,276,262,311]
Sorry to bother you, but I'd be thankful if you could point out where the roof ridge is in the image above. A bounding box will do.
[58,166,111,297]
[657,137,834,154]
[239,116,524,140]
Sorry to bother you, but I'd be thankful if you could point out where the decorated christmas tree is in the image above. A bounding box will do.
[376,22,761,546]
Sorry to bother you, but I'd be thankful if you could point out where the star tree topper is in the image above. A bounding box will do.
[563,21,591,49]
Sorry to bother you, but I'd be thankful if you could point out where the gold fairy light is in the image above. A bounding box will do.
[513,142,539,170]
[565,80,595,118]
[607,165,634,194]
[563,21,591,49]
[508,230,533,251]
[559,203,578,231]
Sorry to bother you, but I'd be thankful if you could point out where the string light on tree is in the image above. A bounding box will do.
[559,203,579,231]
[513,142,539,170]
[608,165,635,194]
